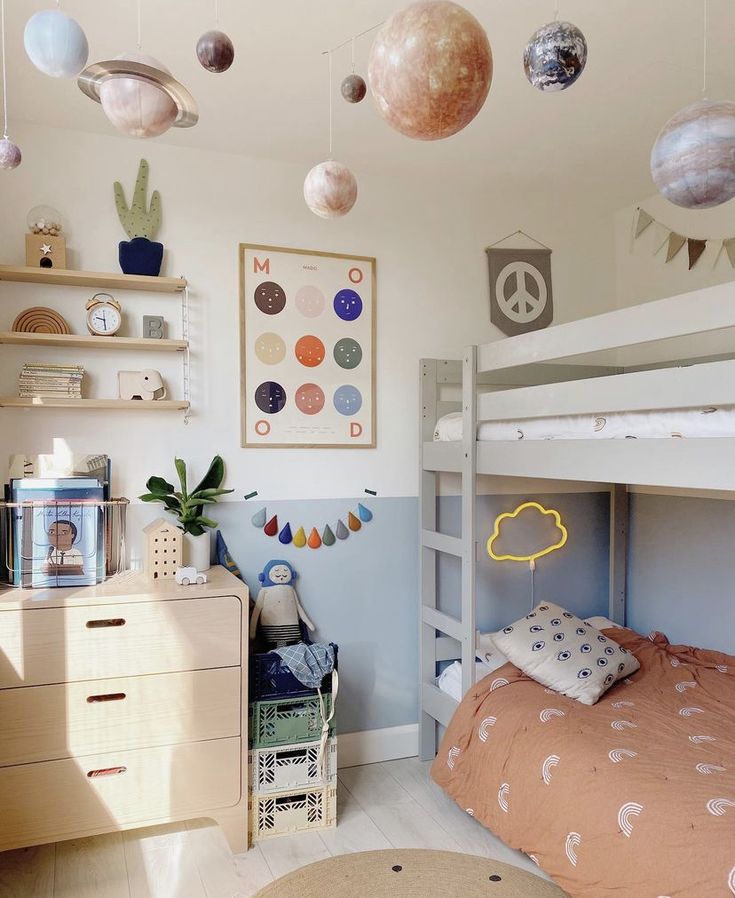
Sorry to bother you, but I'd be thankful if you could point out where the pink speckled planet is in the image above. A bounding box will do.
[303,161,357,219]
[99,53,177,139]
[0,138,22,170]
[368,0,492,140]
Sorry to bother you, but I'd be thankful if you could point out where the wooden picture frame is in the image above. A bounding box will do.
[239,243,376,449]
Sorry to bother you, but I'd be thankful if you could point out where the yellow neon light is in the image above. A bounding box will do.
[486,501,568,564]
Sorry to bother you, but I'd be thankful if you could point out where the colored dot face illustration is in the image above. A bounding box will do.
[254,281,286,315]
[295,285,325,318]
[254,332,286,365]
[333,384,363,416]
[333,288,363,321]
[333,337,363,370]
[295,334,325,367]
[295,383,325,415]
[254,381,286,414]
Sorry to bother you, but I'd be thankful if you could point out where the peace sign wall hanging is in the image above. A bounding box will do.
[486,231,553,336]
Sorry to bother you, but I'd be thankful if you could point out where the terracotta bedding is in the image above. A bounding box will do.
[431,628,735,897]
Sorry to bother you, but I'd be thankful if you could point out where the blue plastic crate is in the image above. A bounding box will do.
[250,643,338,701]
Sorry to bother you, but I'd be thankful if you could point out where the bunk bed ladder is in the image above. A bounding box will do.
[418,351,478,760]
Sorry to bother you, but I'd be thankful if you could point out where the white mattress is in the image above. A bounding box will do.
[433,406,735,442]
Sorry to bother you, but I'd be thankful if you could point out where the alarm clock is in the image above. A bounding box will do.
[86,293,122,337]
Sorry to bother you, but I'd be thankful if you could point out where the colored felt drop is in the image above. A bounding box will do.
[348,511,361,532]
[357,503,373,523]
[251,507,266,528]
[293,526,307,548]
[278,522,293,544]
[335,519,349,540]
[322,524,336,546]
[308,527,322,549]
[264,515,278,537]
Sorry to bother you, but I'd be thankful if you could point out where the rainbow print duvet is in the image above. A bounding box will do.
[431,627,735,897]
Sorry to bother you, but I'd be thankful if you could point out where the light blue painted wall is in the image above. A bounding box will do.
[627,494,735,655]
[213,498,419,735]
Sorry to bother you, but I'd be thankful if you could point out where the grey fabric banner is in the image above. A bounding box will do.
[486,246,553,337]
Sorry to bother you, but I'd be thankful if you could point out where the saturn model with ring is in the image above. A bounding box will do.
[78,52,198,139]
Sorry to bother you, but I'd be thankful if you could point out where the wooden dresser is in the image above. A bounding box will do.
[0,565,249,853]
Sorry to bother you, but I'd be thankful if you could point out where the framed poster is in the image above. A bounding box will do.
[240,243,376,448]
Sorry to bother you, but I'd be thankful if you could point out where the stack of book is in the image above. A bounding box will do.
[18,364,85,399]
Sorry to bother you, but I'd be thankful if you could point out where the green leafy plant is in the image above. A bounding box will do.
[139,455,233,536]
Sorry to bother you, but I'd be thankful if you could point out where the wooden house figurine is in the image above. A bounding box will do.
[143,518,182,581]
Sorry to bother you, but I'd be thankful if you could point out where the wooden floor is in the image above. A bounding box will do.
[0,758,548,897]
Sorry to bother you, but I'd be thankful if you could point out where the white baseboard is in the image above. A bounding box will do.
[338,724,418,768]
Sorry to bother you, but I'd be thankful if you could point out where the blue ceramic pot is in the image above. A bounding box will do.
[119,237,163,276]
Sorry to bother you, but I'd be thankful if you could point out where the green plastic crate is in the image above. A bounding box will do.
[250,694,335,749]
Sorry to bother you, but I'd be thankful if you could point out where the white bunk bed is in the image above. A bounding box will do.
[418,281,735,760]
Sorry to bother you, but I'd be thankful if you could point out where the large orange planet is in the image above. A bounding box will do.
[368,0,492,141]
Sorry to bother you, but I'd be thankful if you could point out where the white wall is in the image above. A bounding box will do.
[0,122,616,502]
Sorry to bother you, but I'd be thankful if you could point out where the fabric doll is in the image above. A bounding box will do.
[249,560,315,648]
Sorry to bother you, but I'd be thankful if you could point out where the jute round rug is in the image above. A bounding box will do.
[255,849,568,897]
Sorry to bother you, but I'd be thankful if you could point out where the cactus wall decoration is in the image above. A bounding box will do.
[114,159,161,240]
[114,158,164,276]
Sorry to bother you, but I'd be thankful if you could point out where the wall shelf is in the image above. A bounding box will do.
[0,398,190,411]
[0,331,188,352]
[0,265,187,294]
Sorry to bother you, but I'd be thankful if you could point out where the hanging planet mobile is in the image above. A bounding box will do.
[196,30,235,73]
[341,73,367,103]
[368,0,492,140]
[651,99,735,210]
[303,160,358,218]
[523,20,587,92]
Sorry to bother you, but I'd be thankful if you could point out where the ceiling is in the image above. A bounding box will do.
[5,0,735,205]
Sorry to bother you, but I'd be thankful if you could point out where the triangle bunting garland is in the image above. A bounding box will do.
[251,503,374,550]
[633,208,735,269]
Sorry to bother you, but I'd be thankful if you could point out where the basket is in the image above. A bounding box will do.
[0,498,128,588]
[250,782,337,841]
[250,693,334,749]
[250,737,337,795]
[250,643,338,701]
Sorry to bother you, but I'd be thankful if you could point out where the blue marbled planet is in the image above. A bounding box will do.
[523,20,587,92]
[651,99,735,209]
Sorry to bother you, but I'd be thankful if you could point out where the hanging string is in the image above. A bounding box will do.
[0,0,8,139]
[702,0,708,97]
[529,560,536,609]
[137,0,142,50]
[554,0,560,21]
[351,36,356,73]
[328,50,333,158]
[322,22,383,57]
[214,0,220,27]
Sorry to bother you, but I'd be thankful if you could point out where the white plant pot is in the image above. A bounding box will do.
[184,531,211,572]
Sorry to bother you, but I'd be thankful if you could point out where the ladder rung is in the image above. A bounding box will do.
[422,606,464,641]
[421,529,463,557]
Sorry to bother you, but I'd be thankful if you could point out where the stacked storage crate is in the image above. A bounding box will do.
[249,645,338,842]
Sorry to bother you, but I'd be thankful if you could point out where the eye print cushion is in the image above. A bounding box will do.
[492,601,640,706]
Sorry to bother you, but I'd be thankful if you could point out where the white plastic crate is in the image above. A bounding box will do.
[250,781,337,841]
[250,738,337,795]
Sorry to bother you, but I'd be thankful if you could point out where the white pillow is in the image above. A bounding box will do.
[585,615,624,630]
[492,602,640,706]
[476,631,510,671]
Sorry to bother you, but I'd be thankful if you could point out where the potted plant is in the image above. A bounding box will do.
[139,455,233,571]
[114,158,164,276]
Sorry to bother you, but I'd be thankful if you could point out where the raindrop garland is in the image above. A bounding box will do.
[251,503,373,549]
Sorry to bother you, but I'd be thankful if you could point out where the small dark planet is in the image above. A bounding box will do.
[196,30,235,73]
[341,73,367,104]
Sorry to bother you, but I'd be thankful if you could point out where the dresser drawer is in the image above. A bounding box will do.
[0,595,241,688]
[0,737,241,851]
[0,667,241,767]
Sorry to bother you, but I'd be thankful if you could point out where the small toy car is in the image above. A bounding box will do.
[175,566,207,586]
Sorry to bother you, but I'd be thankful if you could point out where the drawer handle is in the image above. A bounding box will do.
[86,618,126,629]
[87,766,127,778]
[87,692,127,704]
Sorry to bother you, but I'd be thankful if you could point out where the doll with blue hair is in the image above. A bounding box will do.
[249,559,315,648]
